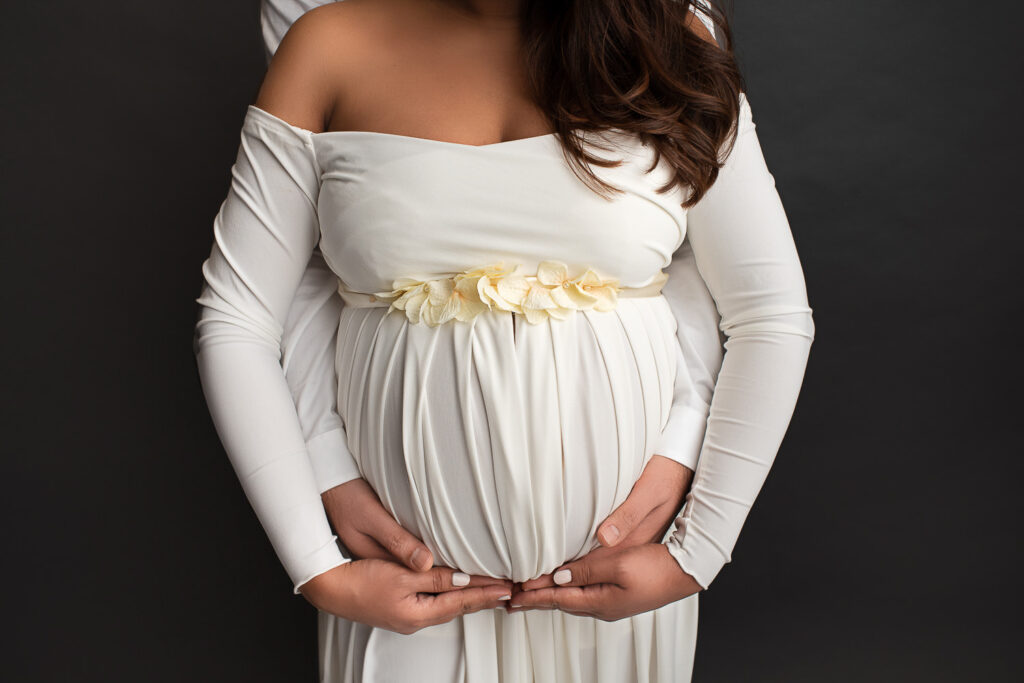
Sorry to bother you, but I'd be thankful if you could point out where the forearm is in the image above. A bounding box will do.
[660,91,816,589]
[280,249,361,494]
[665,317,812,588]
[195,325,350,591]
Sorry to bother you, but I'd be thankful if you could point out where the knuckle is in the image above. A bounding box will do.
[382,532,407,556]
[387,612,412,635]
[613,557,635,582]
[618,506,643,528]
[396,612,426,634]
[432,571,447,594]
[396,622,419,635]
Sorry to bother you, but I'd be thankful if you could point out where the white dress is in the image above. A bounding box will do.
[193,84,815,680]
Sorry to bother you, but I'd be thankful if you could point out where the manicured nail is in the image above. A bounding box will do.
[553,569,572,585]
[498,595,511,600]
[452,572,470,586]
[602,524,620,543]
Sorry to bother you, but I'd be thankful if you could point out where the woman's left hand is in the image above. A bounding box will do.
[506,453,699,617]
[506,543,703,620]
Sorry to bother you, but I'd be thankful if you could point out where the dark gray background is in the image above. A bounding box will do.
[1,1,1020,680]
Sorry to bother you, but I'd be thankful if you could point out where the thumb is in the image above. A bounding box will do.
[550,552,621,589]
[597,479,655,547]
[364,508,433,572]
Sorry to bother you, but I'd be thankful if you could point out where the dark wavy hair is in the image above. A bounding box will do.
[519,0,745,208]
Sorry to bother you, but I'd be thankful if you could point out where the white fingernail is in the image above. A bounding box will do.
[498,595,511,600]
[452,572,470,586]
[553,569,572,585]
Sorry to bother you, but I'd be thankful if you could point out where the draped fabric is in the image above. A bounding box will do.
[193,92,813,680]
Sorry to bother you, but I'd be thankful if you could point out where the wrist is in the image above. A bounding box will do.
[656,542,704,597]
[298,561,353,611]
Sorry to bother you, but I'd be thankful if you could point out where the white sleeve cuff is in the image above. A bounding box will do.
[663,515,729,591]
[651,403,709,471]
[291,537,352,595]
[307,427,362,494]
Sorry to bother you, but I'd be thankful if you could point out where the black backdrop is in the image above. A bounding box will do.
[2,1,1020,680]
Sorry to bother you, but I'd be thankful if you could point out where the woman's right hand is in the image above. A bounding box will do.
[321,477,437,571]
[299,560,514,634]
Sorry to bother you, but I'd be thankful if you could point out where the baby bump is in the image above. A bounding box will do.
[335,300,679,582]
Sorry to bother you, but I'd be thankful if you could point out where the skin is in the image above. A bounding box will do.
[260,0,714,632]
[506,456,705,616]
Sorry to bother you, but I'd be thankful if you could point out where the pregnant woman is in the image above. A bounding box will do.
[192,0,815,680]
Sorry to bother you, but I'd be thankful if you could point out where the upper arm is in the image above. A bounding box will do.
[685,95,814,341]
[254,4,349,132]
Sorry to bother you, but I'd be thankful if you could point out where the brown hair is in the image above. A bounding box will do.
[520,0,745,208]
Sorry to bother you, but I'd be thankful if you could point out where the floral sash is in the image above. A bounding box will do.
[336,261,669,326]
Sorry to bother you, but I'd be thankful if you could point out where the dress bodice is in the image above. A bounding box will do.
[303,116,688,296]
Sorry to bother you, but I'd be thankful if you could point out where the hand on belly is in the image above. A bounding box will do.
[338,304,687,582]
[355,452,694,584]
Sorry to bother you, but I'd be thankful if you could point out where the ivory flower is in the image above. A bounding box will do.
[569,268,620,312]
[372,260,623,326]
[538,261,621,312]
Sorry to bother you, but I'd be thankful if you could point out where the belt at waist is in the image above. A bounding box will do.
[336,260,669,326]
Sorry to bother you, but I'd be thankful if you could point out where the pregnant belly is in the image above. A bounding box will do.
[335,300,679,582]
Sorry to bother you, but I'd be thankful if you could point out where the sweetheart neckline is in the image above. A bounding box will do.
[313,127,558,149]
[247,104,560,150]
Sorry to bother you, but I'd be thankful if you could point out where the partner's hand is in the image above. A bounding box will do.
[508,454,693,606]
[300,559,514,635]
[322,477,435,571]
[595,454,694,548]
[508,543,703,621]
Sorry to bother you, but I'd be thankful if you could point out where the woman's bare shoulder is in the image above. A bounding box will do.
[683,5,718,46]
[253,0,394,132]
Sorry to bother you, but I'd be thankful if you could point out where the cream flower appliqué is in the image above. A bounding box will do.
[373,260,622,326]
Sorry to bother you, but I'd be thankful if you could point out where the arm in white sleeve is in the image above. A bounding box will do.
[650,239,725,471]
[645,0,728,473]
[193,105,351,594]
[281,253,362,493]
[663,92,816,590]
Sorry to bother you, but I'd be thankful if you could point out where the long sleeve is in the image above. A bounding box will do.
[644,0,727,474]
[192,105,351,594]
[650,239,725,470]
[663,92,816,590]
[260,0,363,495]
[280,253,362,493]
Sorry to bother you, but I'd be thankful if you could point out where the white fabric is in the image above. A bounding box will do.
[260,0,324,63]
[193,92,813,680]
[190,2,812,680]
